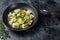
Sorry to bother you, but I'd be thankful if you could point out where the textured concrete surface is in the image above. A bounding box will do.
[0,0,60,40]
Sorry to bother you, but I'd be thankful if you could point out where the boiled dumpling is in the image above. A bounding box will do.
[14,9,21,13]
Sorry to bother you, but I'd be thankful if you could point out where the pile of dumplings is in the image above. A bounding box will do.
[8,9,34,29]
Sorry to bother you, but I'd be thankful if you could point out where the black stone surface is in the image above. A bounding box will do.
[0,0,60,40]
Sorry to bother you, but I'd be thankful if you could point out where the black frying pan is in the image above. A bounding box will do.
[2,2,38,31]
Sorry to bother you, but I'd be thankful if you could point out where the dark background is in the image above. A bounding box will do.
[0,0,60,40]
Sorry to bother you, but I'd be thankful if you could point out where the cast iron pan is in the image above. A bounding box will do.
[2,2,38,31]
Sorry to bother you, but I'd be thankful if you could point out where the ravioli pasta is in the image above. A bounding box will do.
[8,9,34,29]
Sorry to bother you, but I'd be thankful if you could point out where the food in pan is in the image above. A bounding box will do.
[8,9,34,29]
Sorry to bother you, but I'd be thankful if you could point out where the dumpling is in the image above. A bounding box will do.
[12,22,19,28]
[18,18,24,24]
[9,19,14,24]
[28,20,33,25]
[21,10,26,14]
[30,14,34,19]
[8,12,12,17]
[21,24,25,28]
[14,9,21,13]
[26,10,31,15]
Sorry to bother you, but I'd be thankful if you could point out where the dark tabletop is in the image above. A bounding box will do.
[0,0,60,40]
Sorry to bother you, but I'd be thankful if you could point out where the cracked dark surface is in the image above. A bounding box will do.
[0,0,60,40]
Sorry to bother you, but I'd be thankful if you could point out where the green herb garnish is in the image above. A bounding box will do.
[0,21,10,40]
